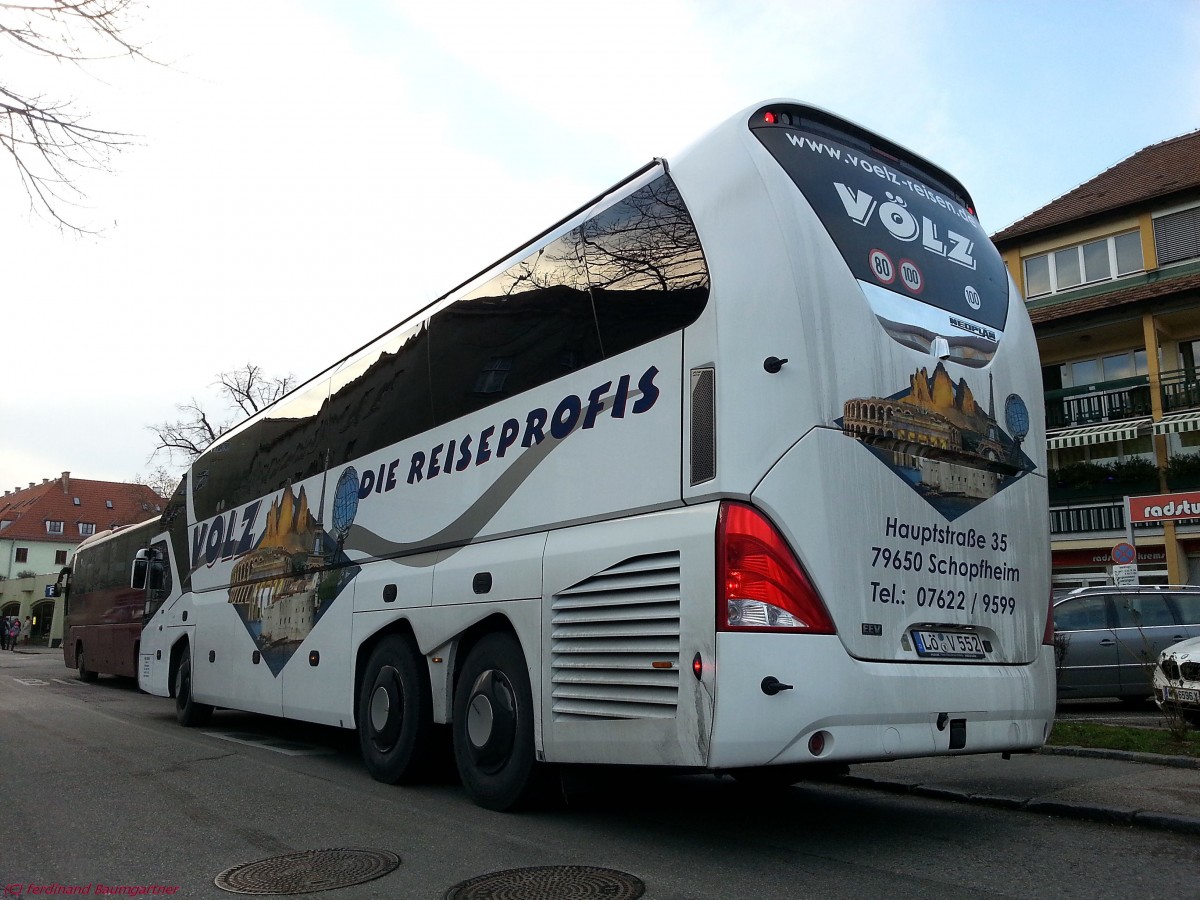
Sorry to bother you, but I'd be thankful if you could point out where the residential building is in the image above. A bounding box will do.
[0,472,164,644]
[992,129,1200,590]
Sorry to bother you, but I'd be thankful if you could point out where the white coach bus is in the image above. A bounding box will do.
[138,100,1055,809]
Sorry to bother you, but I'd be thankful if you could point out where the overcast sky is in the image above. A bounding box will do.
[2,0,1199,495]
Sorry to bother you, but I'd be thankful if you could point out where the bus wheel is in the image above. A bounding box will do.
[452,632,543,811]
[175,652,213,727]
[357,635,434,783]
[76,647,98,683]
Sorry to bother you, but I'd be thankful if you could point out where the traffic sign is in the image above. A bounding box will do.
[1112,542,1136,565]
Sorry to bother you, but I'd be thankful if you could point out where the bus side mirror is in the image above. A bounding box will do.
[131,549,165,591]
[131,557,148,590]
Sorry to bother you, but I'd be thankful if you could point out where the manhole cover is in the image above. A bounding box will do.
[214,848,400,895]
[444,865,644,900]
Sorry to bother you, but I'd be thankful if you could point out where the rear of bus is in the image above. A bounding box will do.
[673,102,1054,769]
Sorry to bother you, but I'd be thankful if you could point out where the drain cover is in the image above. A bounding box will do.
[214,848,400,895]
[444,865,644,900]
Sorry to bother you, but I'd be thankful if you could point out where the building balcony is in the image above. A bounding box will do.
[1159,367,1200,415]
[1044,375,1151,431]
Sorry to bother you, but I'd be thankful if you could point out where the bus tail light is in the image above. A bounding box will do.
[1042,591,1056,646]
[717,501,836,634]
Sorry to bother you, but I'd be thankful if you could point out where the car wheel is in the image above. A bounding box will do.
[452,632,545,811]
[175,651,213,727]
[358,635,436,784]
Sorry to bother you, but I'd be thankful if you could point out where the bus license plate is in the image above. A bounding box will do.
[912,630,985,659]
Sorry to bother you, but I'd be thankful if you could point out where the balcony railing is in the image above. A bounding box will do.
[1050,501,1126,535]
[1159,367,1200,414]
[1044,376,1151,430]
[1044,369,1200,431]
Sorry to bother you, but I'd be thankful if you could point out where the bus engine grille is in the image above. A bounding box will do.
[550,552,682,720]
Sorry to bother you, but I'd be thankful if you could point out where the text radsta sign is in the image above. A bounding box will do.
[1128,490,1200,523]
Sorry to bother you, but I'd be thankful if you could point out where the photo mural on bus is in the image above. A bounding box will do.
[839,362,1034,520]
[223,481,359,675]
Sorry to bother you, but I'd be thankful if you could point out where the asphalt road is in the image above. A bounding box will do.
[2,650,1197,900]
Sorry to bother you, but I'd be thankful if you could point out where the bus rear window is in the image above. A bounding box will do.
[750,106,1009,361]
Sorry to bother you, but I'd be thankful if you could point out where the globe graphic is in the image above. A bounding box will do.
[331,467,360,539]
[1005,394,1030,441]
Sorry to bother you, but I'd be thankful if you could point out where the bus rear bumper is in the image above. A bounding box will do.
[706,633,1055,769]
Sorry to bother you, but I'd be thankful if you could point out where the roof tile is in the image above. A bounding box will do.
[0,476,164,543]
[993,130,1200,243]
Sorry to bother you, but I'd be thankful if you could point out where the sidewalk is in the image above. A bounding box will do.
[846,749,1200,835]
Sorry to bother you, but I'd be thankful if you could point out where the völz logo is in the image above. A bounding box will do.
[835,184,976,271]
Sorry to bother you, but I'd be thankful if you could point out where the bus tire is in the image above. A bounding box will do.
[76,646,98,683]
[175,652,213,727]
[357,635,435,784]
[452,632,543,811]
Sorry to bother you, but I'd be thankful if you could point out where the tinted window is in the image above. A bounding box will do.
[751,113,1008,332]
[1113,594,1175,628]
[426,174,709,426]
[583,177,709,357]
[193,377,330,521]
[1168,593,1200,626]
[1055,596,1109,631]
[73,527,152,597]
[326,321,434,468]
[428,228,600,425]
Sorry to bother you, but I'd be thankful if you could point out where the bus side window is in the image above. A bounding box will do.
[583,175,709,358]
[428,227,601,425]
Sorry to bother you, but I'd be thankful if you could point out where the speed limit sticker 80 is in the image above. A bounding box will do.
[869,249,895,284]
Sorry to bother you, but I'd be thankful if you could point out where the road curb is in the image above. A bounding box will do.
[1038,744,1200,769]
[840,773,1200,836]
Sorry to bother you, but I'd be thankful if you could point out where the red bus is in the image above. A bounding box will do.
[62,518,169,680]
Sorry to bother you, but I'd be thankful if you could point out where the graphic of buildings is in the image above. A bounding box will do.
[228,484,325,649]
[841,363,1031,515]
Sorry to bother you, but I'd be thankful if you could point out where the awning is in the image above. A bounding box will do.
[1152,411,1200,435]
[1046,417,1151,450]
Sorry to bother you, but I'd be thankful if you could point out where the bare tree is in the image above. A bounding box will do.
[149,363,296,466]
[1,0,151,232]
[132,463,180,498]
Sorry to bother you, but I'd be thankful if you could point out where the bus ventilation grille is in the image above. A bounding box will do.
[690,367,716,484]
[550,551,682,721]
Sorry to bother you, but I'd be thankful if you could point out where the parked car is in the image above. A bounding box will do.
[1153,636,1200,725]
[1052,585,1200,701]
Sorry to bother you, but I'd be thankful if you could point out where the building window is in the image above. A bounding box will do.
[46,520,64,535]
[15,548,28,563]
[72,497,81,506]
[1023,230,1144,298]
[1044,350,1148,390]
[79,523,96,536]
[1153,205,1200,266]
[105,500,113,509]
[473,357,513,394]
[55,550,68,565]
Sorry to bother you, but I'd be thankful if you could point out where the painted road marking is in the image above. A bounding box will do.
[203,731,336,757]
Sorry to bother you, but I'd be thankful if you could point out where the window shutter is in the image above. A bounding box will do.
[1154,207,1200,265]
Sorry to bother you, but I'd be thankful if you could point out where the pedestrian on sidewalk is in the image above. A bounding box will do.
[22,615,32,646]
[0,615,8,650]
[7,615,20,651]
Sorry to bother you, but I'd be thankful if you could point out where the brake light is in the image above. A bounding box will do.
[1042,590,1055,646]
[717,502,835,633]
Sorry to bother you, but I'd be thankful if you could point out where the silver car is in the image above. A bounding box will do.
[1053,586,1200,701]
